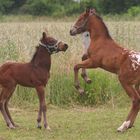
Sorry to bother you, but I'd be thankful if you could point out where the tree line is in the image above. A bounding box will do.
[0,0,140,16]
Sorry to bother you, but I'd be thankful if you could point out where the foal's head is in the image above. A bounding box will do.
[40,32,68,54]
[70,8,96,36]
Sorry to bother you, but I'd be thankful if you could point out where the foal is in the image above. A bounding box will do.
[70,8,140,132]
[0,32,68,129]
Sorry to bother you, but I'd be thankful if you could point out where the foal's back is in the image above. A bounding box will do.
[0,62,49,87]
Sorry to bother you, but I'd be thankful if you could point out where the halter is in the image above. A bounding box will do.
[39,40,61,55]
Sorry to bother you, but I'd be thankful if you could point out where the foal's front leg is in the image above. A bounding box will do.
[36,86,50,130]
[81,54,92,84]
[74,58,93,94]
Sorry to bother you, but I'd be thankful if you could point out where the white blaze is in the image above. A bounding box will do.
[82,32,90,53]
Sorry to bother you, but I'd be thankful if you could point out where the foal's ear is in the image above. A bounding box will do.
[86,7,96,15]
[90,9,96,15]
[42,32,47,39]
[86,7,90,13]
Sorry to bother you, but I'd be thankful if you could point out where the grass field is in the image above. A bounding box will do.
[0,105,140,140]
[0,17,140,139]
[0,20,139,106]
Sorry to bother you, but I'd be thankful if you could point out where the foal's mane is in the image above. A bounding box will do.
[30,46,39,63]
[93,13,111,38]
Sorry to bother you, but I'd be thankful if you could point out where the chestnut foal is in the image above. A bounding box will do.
[70,8,140,132]
[0,32,68,129]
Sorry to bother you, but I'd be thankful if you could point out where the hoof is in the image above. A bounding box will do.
[37,123,42,129]
[46,126,51,130]
[8,124,16,129]
[78,89,85,95]
[86,79,92,84]
[74,84,85,95]
[44,124,51,130]
[117,121,131,132]
[37,125,42,129]
[81,74,92,84]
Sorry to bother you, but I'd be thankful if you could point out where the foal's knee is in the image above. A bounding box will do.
[42,104,47,112]
[82,54,88,61]
[132,99,140,108]
[74,65,78,72]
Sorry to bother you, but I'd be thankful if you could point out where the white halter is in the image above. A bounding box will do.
[39,40,61,54]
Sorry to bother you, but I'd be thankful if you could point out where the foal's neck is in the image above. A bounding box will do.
[31,46,51,71]
[88,15,111,41]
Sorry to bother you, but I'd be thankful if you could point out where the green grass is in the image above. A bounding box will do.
[0,20,139,106]
[0,105,140,140]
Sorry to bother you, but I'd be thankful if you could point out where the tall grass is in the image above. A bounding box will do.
[0,20,139,107]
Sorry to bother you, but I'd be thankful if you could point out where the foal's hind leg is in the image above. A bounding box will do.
[36,86,50,130]
[0,87,15,128]
[81,54,92,84]
[117,79,140,132]
[4,86,16,127]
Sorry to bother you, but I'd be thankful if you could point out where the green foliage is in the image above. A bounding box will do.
[48,73,75,106]
[1,107,140,140]
[0,0,140,16]
[127,6,140,16]
[76,71,122,106]
[0,0,14,14]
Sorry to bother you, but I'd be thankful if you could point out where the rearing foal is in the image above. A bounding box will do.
[70,8,140,132]
[0,32,68,129]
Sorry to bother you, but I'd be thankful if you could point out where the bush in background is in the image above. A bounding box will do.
[127,6,140,16]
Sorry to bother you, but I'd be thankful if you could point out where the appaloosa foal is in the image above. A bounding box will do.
[70,8,140,132]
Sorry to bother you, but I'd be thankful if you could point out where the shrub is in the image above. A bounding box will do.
[127,6,140,16]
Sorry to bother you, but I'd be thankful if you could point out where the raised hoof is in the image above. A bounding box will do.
[78,89,85,95]
[81,74,92,84]
[74,85,85,95]
[86,79,92,84]
[117,127,127,133]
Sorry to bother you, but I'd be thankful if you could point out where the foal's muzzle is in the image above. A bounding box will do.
[70,26,85,36]
[70,27,77,36]
[63,44,68,51]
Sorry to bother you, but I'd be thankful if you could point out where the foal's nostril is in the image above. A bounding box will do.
[64,44,68,48]
[64,44,68,51]
[70,30,73,35]
[70,29,76,36]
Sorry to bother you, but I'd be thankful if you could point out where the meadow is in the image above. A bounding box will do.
[0,17,140,140]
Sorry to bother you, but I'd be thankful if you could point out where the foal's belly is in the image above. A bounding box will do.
[16,75,49,87]
[100,57,121,74]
